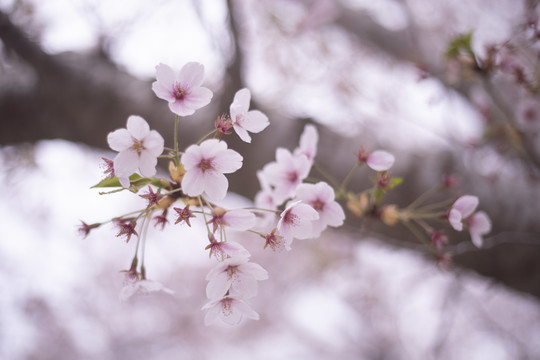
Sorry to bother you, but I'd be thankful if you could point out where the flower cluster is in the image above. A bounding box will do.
[81,60,492,325]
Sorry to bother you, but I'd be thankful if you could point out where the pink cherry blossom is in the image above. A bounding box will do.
[181,139,243,201]
[357,147,395,171]
[152,62,213,116]
[107,115,164,188]
[449,195,479,231]
[261,148,312,203]
[468,211,492,247]
[206,257,268,300]
[230,88,269,143]
[206,234,251,259]
[277,200,319,249]
[293,124,319,163]
[202,295,259,326]
[208,208,256,234]
[254,170,278,211]
[294,182,345,237]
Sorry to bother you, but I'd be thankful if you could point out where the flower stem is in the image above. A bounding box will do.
[174,115,180,165]
[197,129,218,144]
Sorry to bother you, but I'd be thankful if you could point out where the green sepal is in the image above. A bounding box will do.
[91,174,142,189]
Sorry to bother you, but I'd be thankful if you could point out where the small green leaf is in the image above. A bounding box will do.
[445,32,474,59]
[91,174,142,189]
[387,177,403,190]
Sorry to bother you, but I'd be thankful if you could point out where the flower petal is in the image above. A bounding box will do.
[178,62,205,88]
[367,150,395,171]
[181,168,205,197]
[113,150,138,179]
[243,110,269,133]
[138,151,158,178]
[127,115,150,140]
[448,208,463,231]
[230,88,251,114]
[107,129,132,152]
[143,130,165,157]
[203,171,229,201]
[452,195,479,218]
[213,149,243,174]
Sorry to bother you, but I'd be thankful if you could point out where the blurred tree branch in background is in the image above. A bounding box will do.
[1,0,540,301]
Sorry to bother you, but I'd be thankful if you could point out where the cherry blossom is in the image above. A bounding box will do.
[277,200,319,249]
[357,146,395,171]
[206,257,268,300]
[261,148,311,203]
[202,295,259,326]
[468,211,492,247]
[181,139,243,201]
[293,124,319,163]
[449,195,479,231]
[206,234,251,259]
[230,88,269,143]
[294,182,345,237]
[107,115,164,188]
[152,62,213,116]
[208,208,256,234]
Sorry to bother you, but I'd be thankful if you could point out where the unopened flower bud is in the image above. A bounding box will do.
[380,205,400,226]
[346,193,369,217]
[169,161,185,183]
[157,195,175,210]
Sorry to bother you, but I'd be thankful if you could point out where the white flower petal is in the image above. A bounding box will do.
[203,171,229,201]
[233,124,252,143]
[448,208,463,231]
[243,110,269,133]
[138,151,158,178]
[126,115,150,140]
[223,209,255,231]
[113,150,138,179]
[107,128,132,152]
[143,130,165,157]
[181,168,205,197]
[178,62,205,88]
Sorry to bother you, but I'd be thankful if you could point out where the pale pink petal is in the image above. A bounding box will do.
[143,130,165,157]
[199,139,225,157]
[169,99,195,116]
[239,262,269,280]
[202,300,222,326]
[231,274,259,299]
[449,208,463,231]
[219,241,250,258]
[232,298,259,321]
[181,144,203,170]
[230,88,251,114]
[154,63,175,89]
[152,81,174,101]
[453,195,479,218]
[126,115,150,140]
[138,151,158,178]
[243,110,269,133]
[113,150,138,179]
[220,302,244,325]
[184,86,213,109]
[213,149,243,174]
[367,150,395,171]
[323,201,346,227]
[107,129,132,152]
[178,62,205,88]
[206,271,231,300]
[223,210,255,231]
[118,175,131,188]
[294,124,318,161]
[181,168,205,197]
[469,211,491,247]
[203,171,229,200]
[233,125,252,143]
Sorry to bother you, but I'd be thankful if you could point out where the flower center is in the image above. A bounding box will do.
[131,138,145,154]
[282,209,298,225]
[198,158,214,172]
[174,83,188,101]
[311,199,325,211]
[287,171,298,183]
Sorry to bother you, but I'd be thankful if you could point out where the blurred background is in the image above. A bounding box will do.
[1,0,540,358]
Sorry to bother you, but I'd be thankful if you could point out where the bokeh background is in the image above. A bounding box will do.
[1,0,540,359]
